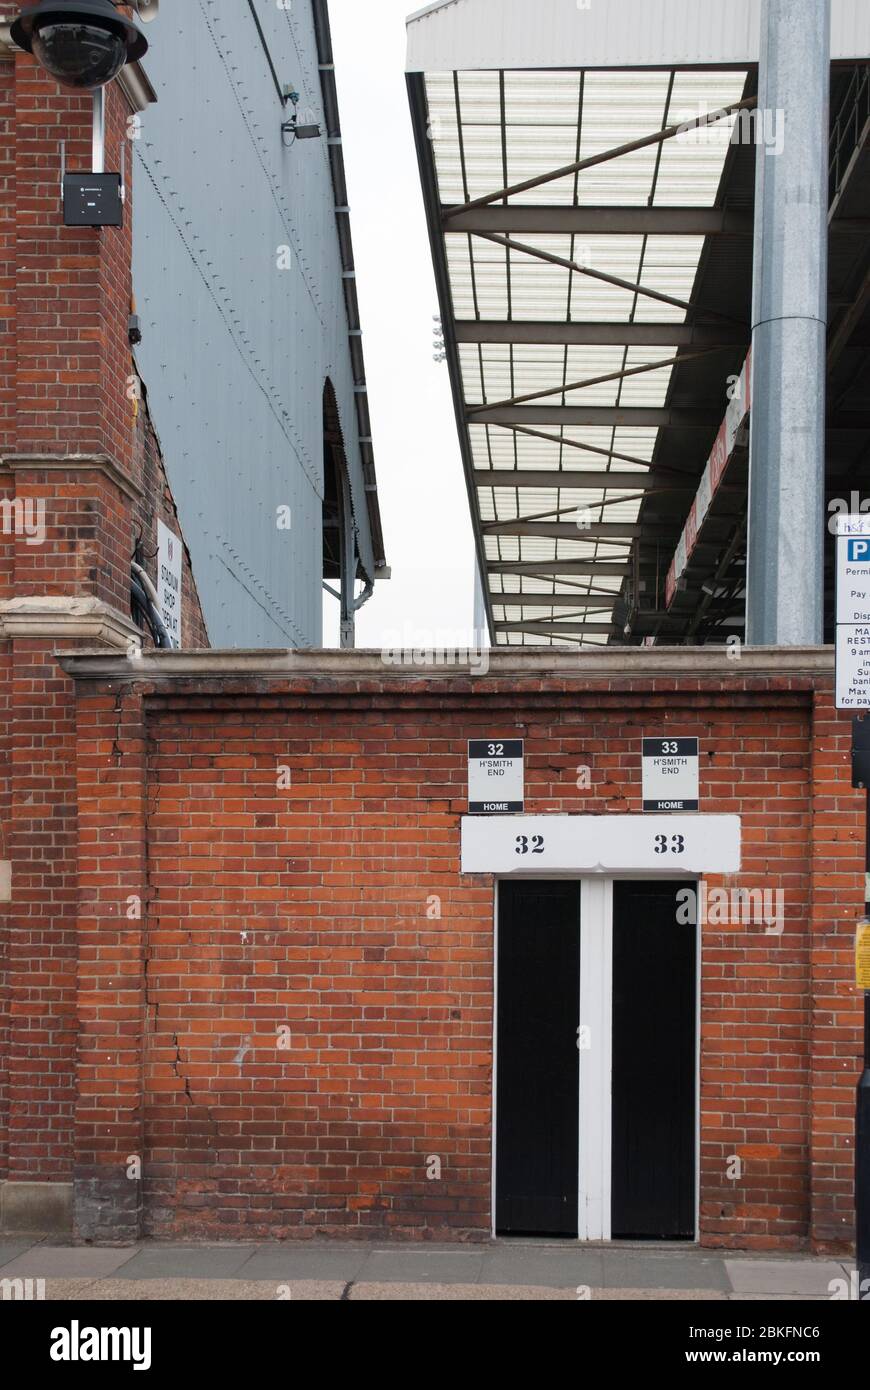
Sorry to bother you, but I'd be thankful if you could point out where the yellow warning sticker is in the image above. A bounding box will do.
[857,921,870,990]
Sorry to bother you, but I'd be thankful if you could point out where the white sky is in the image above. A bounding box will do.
[322,0,480,650]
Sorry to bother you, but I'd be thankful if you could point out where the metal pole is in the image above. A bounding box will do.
[858,990,870,1297]
[746,0,830,645]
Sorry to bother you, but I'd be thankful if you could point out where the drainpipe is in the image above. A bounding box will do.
[92,88,105,172]
[745,0,830,646]
[339,467,358,649]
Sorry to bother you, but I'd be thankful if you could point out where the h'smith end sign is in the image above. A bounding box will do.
[468,739,524,814]
[642,737,700,812]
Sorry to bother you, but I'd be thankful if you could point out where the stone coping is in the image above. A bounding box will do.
[56,645,835,684]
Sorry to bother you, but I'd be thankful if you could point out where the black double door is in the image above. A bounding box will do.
[611,880,697,1240]
[495,879,696,1240]
[496,881,581,1236]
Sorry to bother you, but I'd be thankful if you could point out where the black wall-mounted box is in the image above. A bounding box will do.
[853,716,870,789]
[63,173,123,228]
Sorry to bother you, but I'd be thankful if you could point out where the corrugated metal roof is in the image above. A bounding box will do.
[407,0,870,73]
[414,62,749,646]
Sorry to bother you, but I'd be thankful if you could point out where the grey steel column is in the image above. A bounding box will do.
[746,0,830,646]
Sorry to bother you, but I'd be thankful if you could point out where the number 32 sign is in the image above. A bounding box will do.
[468,739,524,815]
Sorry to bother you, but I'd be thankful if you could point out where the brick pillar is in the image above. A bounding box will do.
[74,685,147,1243]
[6,47,142,604]
[809,685,866,1251]
[0,23,17,1195]
[0,40,15,461]
[0,44,145,1232]
[12,56,135,467]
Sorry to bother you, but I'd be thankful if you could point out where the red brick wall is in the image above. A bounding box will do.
[0,635,9,1182]
[6,640,79,1182]
[0,50,16,1182]
[809,687,865,1252]
[10,58,134,468]
[74,685,148,1240]
[63,669,864,1248]
[0,48,15,461]
[0,44,208,1202]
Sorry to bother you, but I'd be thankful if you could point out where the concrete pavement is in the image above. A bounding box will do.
[0,1238,858,1301]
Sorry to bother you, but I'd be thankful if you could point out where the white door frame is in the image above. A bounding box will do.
[492,874,701,1243]
[578,877,612,1240]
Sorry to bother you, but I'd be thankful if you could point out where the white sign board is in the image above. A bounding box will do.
[836,626,870,709]
[836,514,870,624]
[836,516,870,709]
[468,739,524,814]
[157,520,183,649]
[461,814,740,875]
[642,737,699,812]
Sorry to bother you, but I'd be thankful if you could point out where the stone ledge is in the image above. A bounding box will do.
[0,596,142,649]
[0,452,144,503]
[0,1181,73,1236]
[118,61,157,114]
[55,644,836,684]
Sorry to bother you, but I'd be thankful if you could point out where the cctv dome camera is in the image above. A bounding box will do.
[11,1,148,91]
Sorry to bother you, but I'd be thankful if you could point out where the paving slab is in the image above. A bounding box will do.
[115,1245,258,1280]
[601,1252,730,1292]
[360,1248,487,1284]
[237,1245,370,1283]
[724,1259,846,1297]
[480,1245,606,1288]
[0,1246,137,1279]
[0,1239,36,1269]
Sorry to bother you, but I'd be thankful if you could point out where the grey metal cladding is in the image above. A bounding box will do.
[132,0,376,647]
